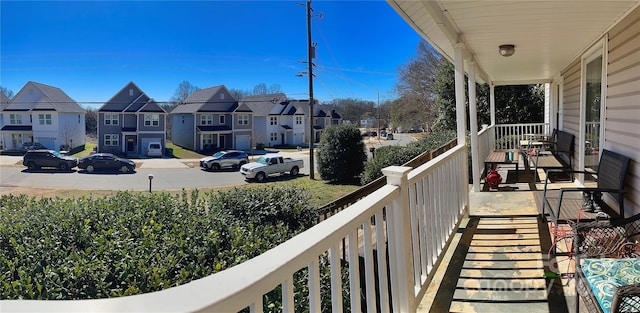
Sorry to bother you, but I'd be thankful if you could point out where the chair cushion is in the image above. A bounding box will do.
[582,258,640,312]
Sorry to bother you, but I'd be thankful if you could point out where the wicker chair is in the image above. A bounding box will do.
[573,213,640,312]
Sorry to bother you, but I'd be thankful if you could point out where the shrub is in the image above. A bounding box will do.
[361,130,456,184]
[256,142,265,150]
[317,124,366,183]
[0,187,315,300]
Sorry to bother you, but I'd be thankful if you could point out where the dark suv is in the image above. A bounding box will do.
[23,150,78,171]
[200,150,249,171]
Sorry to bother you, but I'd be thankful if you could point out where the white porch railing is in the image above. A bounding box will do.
[493,123,550,150]
[477,124,495,177]
[2,145,469,313]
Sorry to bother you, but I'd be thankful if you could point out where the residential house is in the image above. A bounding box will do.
[290,100,342,143]
[98,82,167,157]
[241,93,306,147]
[170,85,253,152]
[0,92,10,150]
[0,81,85,151]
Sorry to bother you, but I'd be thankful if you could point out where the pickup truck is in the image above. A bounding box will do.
[240,154,303,182]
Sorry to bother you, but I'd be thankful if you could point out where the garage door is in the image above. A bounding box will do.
[37,137,55,150]
[235,135,250,150]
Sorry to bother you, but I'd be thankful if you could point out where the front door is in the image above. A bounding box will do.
[127,137,135,154]
[219,135,225,150]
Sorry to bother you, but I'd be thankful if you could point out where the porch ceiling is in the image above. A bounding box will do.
[387,0,639,84]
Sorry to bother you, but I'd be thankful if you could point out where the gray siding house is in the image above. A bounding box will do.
[170,85,253,152]
[0,81,85,151]
[98,82,167,157]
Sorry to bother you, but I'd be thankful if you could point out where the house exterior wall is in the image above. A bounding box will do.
[98,112,123,153]
[171,114,195,150]
[123,114,136,129]
[561,6,640,216]
[604,6,640,216]
[138,113,166,131]
[252,116,267,145]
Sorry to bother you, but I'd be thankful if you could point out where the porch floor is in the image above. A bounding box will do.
[417,189,583,312]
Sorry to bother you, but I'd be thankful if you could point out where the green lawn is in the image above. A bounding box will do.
[166,142,207,159]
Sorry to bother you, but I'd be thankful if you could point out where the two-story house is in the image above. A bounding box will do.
[0,93,10,150]
[241,93,306,147]
[0,81,85,151]
[170,85,253,152]
[98,82,167,157]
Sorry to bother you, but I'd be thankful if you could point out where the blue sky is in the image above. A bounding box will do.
[1,1,422,108]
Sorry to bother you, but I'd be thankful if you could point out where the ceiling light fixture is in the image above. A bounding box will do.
[499,44,515,57]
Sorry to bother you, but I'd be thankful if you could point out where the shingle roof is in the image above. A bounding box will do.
[171,85,238,114]
[100,81,165,113]
[7,81,84,113]
[1,125,32,131]
[241,93,287,116]
[197,125,232,132]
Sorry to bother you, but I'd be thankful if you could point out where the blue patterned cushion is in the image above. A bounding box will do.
[582,258,640,313]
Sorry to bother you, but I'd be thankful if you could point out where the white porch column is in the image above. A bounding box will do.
[382,165,414,313]
[454,44,467,147]
[490,84,496,126]
[468,62,480,192]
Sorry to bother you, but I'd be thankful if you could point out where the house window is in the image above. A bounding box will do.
[104,134,119,146]
[129,89,134,96]
[144,114,160,127]
[270,133,278,141]
[220,93,225,100]
[201,115,213,125]
[78,114,81,123]
[238,114,249,125]
[270,116,278,125]
[9,114,22,124]
[203,134,214,145]
[104,113,119,125]
[295,116,303,125]
[219,115,225,124]
[38,114,52,125]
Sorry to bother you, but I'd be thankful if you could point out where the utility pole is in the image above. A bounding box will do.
[306,0,316,180]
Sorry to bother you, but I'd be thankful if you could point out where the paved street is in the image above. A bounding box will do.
[0,134,415,193]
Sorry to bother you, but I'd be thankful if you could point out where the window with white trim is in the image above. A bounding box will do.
[104,113,119,125]
[270,116,278,125]
[219,115,225,124]
[9,114,22,124]
[144,114,160,127]
[201,115,213,125]
[203,134,214,145]
[104,134,119,146]
[238,114,249,125]
[38,114,52,125]
[270,133,278,141]
[295,116,303,125]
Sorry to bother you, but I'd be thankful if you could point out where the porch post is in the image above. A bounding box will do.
[468,61,481,192]
[382,165,414,313]
[454,44,467,147]
[490,84,496,126]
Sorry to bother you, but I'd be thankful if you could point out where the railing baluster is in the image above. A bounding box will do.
[363,219,378,313]
[374,211,390,312]
[348,229,361,313]
[409,182,421,287]
[329,244,343,313]
[418,177,428,280]
[309,258,321,313]
[282,277,295,313]
[250,296,264,313]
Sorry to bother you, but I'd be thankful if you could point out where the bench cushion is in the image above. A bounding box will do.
[582,258,640,312]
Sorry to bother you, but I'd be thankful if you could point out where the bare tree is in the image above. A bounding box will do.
[393,40,443,130]
[172,81,200,102]
[268,84,282,94]
[252,83,267,95]
[229,88,251,100]
[0,86,14,99]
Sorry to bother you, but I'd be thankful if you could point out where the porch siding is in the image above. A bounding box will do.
[605,6,640,216]
[560,59,581,172]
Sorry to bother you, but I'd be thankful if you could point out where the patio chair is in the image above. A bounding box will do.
[542,149,631,224]
[542,149,631,264]
[573,213,640,312]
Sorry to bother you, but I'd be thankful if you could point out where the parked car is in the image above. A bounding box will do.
[240,154,303,182]
[147,142,163,157]
[21,142,47,151]
[386,133,394,140]
[200,150,248,171]
[78,153,136,173]
[22,150,77,171]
